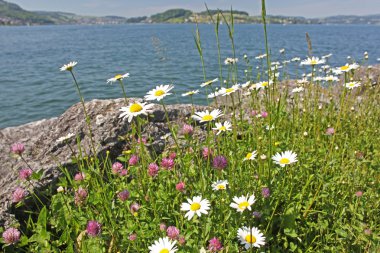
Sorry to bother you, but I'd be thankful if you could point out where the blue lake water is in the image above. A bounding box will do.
[1,24,380,128]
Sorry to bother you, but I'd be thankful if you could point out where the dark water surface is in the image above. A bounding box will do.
[1,24,380,128]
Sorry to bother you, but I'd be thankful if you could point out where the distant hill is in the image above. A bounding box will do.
[0,0,128,25]
[1,0,380,26]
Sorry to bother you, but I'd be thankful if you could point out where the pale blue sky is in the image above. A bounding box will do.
[9,0,380,18]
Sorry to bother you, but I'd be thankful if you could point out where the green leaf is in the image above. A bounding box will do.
[37,206,47,230]
[335,228,348,238]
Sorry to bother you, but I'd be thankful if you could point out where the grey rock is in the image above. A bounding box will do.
[0,98,207,226]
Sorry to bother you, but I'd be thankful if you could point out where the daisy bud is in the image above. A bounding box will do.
[86,220,101,237]
[57,186,65,193]
[303,132,308,136]
[260,154,267,160]
[2,228,21,245]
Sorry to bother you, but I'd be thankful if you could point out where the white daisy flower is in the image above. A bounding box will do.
[192,109,223,123]
[321,65,330,71]
[345,81,361,89]
[338,63,360,72]
[272,150,298,167]
[291,57,301,62]
[224,57,238,65]
[279,48,285,54]
[60,61,77,71]
[230,194,256,213]
[207,90,222,99]
[211,180,228,191]
[237,226,266,249]
[180,196,210,220]
[148,237,178,253]
[255,54,267,59]
[212,121,232,135]
[324,75,339,82]
[107,73,130,83]
[56,133,75,143]
[200,78,218,87]
[297,78,309,85]
[322,53,333,59]
[292,87,304,93]
[119,102,154,122]
[241,81,252,88]
[243,150,257,161]
[255,81,272,90]
[219,84,240,96]
[144,84,174,101]
[182,90,199,97]
[300,57,325,66]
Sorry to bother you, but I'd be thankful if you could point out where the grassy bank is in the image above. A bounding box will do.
[2,2,379,253]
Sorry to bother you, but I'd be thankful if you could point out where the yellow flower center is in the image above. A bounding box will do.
[202,115,213,121]
[245,234,256,244]
[204,80,212,85]
[225,88,234,93]
[340,65,349,71]
[190,202,201,211]
[154,90,165,96]
[311,60,317,65]
[279,158,290,164]
[130,103,143,113]
[245,153,252,159]
[219,126,226,131]
[217,184,226,190]
[159,249,169,253]
[348,83,355,87]
[115,74,123,80]
[238,201,250,210]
